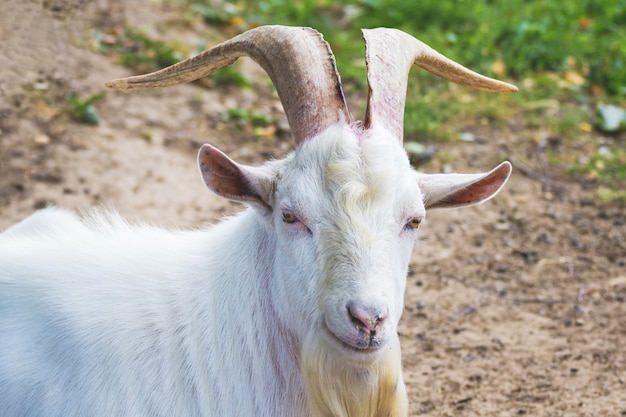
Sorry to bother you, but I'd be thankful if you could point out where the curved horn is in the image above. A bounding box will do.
[362,28,518,142]
[106,26,351,145]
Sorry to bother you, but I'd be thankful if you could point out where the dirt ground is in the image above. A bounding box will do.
[1,1,624,416]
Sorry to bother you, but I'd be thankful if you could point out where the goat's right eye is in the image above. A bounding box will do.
[282,212,297,224]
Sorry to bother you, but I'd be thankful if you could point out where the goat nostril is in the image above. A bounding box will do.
[347,303,388,332]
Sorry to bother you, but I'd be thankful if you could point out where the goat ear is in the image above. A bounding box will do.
[197,144,273,210]
[417,162,512,209]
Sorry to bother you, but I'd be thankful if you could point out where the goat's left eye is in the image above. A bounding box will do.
[282,212,298,224]
[406,217,422,230]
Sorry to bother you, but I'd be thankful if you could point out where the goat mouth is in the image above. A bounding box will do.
[321,320,384,356]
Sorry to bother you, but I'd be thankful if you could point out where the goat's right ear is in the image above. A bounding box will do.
[197,144,273,211]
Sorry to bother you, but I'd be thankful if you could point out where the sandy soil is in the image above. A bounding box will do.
[1,1,624,415]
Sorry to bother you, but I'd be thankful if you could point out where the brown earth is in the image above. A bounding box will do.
[1,1,624,415]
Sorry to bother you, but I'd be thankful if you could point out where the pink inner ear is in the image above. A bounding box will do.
[197,145,260,202]
[429,162,512,209]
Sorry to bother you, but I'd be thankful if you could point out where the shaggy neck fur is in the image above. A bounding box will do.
[301,330,407,417]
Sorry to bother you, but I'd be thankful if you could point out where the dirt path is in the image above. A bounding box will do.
[1,1,624,415]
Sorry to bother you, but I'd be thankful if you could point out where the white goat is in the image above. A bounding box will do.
[0,26,516,417]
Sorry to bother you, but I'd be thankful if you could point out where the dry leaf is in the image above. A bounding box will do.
[564,71,585,86]
[491,59,506,77]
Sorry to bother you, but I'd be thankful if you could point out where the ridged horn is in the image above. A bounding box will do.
[106,25,351,145]
[362,28,518,142]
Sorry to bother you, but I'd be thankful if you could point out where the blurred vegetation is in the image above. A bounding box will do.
[94,28,187,74]
[64,92,105,125]
[97,0,626,200]
[186,0,626,95]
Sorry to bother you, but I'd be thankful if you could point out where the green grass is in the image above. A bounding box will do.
[223,106,273,128]
[571,145,626,201]
[64,92,105,125]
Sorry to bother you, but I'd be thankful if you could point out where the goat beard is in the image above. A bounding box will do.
[301,329,408,417]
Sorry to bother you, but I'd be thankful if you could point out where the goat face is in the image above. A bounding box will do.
[273,124,420,361]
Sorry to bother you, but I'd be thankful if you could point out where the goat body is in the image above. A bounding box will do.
[1,207,308,416]
[0,26,516,417]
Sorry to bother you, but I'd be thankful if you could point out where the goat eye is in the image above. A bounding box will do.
[406,217,422,230]
[282,212,297,224]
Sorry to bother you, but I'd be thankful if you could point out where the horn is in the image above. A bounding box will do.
[362,28,517,142]
[106,25,351,145]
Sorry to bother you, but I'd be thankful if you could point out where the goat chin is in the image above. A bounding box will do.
[301,329,408,417]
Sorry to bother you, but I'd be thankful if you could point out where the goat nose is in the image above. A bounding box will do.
[347,302,388,334]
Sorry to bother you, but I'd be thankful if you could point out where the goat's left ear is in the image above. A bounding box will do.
[197,144,273,211]
[417,161,512,209]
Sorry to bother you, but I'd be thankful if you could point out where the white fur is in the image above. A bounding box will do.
[0,123,506,417]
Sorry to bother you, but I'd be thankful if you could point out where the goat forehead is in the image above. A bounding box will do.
[281,126,423,250]
[289,125,415,208]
